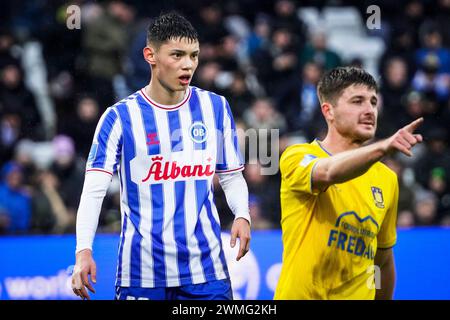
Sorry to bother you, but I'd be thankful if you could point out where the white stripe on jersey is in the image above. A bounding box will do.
[178,101,206,284]
[128,99,155,287]
[153,108,181,287]
[198,196,227,279]
[220,95,241,171]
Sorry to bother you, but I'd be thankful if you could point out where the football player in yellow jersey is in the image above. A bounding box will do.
[274,67,423,300]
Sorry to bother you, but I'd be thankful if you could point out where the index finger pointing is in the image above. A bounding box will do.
[404,117,423,133]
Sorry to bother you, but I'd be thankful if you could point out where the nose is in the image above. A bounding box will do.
[362,103,377,121]
[182,57,194,70]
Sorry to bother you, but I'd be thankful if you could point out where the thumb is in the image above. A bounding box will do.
[91,263,97,284]
[230,229,237,248]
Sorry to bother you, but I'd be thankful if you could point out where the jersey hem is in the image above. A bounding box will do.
[215,166,245,174]
[115,271,229,288]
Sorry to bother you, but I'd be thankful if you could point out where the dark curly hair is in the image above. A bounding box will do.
[147,12,198,47]
[317,67,378,105]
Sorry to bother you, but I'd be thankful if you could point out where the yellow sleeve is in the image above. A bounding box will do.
[377,176,399,249]
[280,145,321,196]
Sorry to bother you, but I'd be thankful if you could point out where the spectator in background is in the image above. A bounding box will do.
[31,170,74,234]
[124,19,151,92]
[252,27,298,96]
[243,97,287,133]
[414,189,439,225]
[13,139,37,187]
[277,61,324,138]
[416,24,450,74]
[81,0,135,108]
[398,91,427,133]
[0,29,19,69]
[0,161,31,234]
[193,61,222,92]
[245,13,272,59]
[401,0,426,48]
[412,54,450,103]
[433,0,450,47]
[0,63,43,140]
[48,135,84,216]
[299,28,342,71]
[272,0,306,45]
[383,157,416,227]
[378,57,410,138]
[414,127,450,219]
[60,96,100,159]
[379,25,417,79]
[0,113,21,164]
[216,35,240,72]
[221,71,255,119]
[195,3,228,45]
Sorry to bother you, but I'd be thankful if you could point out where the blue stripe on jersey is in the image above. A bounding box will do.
[167,110,183,152]
[208,93,226,171]
[151,184,166,287]
[112,135,123,173]
[189,89,206,150]
[224,99,244,165]
[194,180,217,281]
[173,181,191,285]
[116,102,142,286]
[204,188,229,278]
[92,109,117,169]
[116,209,128,283]
[137,95,160,155]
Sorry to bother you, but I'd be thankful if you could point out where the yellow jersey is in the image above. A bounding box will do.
[274,140,398,300]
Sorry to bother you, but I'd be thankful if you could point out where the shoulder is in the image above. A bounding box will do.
[192,86,227,105]
[105,90,140,117]
[280,143,320,172]
[281,143,320,162]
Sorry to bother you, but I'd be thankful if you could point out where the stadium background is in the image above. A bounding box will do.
[0,0,449,299]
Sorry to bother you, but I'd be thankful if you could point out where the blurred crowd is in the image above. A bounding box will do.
[1,0,450,235]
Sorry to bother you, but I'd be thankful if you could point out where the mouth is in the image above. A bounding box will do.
[359,120,375,126]
[179,75,191,85]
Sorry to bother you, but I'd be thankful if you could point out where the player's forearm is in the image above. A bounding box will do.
[217,172,251,224]
[314,140,386,188]
[76,171,112,253]
[375,254,396,300]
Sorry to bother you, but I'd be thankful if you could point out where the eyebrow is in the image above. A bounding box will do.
[170,49,200,54]
[349,95,378,103]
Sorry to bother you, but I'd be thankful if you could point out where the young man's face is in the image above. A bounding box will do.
[150,37,200,92]
[328,84,379,142]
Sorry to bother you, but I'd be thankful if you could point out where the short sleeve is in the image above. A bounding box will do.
[377,176,398,249]
[215,97,244,173]
[280,145,321,195]
[86,107,122,175]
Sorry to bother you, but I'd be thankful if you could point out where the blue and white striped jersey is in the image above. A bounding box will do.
[86,86,244,288]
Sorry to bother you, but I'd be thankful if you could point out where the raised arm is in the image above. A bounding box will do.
[313,118,423,192]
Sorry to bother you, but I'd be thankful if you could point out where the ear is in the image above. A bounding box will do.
[143,46,157,66]
[321,102,334,122]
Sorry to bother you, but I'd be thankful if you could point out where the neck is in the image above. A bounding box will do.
[320,128,364,154]
[146,80,186,106]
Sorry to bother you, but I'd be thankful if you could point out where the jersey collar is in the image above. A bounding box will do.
[313,139,333,156]
[139,86,191,111]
